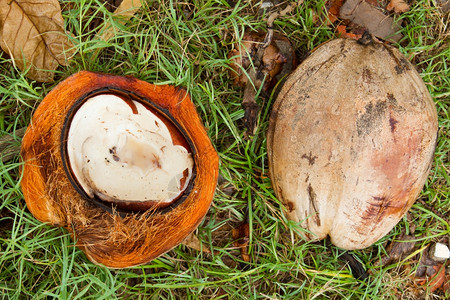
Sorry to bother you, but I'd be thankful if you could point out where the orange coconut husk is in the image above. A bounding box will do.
[21,71,219,268]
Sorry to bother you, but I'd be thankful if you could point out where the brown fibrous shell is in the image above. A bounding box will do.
[21,71,219,268]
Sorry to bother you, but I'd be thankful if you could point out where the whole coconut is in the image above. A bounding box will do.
[267,38,438,250]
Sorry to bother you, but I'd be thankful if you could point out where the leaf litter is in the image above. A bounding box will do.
[0,0,75,82]
[339,0,403,42]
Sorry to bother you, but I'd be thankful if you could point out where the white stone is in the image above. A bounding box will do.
[433,242,450,259]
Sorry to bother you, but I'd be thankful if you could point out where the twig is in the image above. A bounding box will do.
[264,0,303,48]
[0,128,25,163]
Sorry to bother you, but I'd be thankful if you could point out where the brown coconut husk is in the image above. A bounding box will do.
[21,71,219,268]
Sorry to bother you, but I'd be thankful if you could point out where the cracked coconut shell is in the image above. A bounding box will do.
[21,71,219,268]
[267,38,438,250]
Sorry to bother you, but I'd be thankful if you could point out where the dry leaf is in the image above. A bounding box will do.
[336,24,364,40]
[417,264,446,292]
[387,0,410,13]
[94,0,142,43]
[325,0,344,24]
[339,0,403,42]
[232,222,251,262]
[0,0,75,82]
[380,234,417,266]
[182,232,212,254]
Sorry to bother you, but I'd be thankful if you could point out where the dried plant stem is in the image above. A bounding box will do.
[0,128,25,162]
[264,0,304,47]
[242,0,303,137]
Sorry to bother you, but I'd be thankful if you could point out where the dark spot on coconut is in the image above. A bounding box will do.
[109,147,120,162]
[356,100,387,136]
[382,44,411,75]
[389,114,399,133]
[357,31,373,46]
[286,201,295,213]
[307,183,320,226]
[357,194,413,236]
[394,65,404,75]
[386,93,398,106]
[340,39,346,54]
[360,196,387,224]
[301,152,318,166]
[394,58,411,75]
[153,158,162,169]
[372,196,386,202]
[362,68,372,84]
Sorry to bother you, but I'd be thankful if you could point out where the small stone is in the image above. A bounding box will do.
[429,243,450,262]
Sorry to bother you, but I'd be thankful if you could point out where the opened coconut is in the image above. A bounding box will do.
[267,38,438,250]
[21,71,219,268]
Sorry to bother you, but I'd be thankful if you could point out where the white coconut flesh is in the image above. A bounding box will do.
[67,94,194,205]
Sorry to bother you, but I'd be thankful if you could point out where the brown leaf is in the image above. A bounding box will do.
[0,0,75,82]
[417,264,446,292]
[381,234,417,266]
[181,232,213,254]
[228,30,296,137]
[339,0,403,42]
[232,222,251,262]
[387,0,410,13]
[94,0,142,43]
[336,24,364,40]
[326,0,344,24]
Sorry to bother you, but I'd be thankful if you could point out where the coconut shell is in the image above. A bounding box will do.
[21,71,219,268]
[267,38,438,250]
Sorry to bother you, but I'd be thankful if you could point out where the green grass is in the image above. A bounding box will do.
[1,0,449,298]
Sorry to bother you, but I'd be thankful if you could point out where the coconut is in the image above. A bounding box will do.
[267,38,438,250]
[21,71,219,268]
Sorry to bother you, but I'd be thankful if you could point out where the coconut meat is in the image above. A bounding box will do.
[67,94,193,204]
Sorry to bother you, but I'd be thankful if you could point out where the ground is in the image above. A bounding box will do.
[0,0,449,299]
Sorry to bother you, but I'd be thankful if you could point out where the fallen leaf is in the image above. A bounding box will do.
[182,232,213,254]
[336,24,364,40]
[232,222,251,262]
[0,0,75,82]
[94,0,142,43]
[417,264,446,292]
[325,0,344,24]
[381,234,417,266]
[339,0,403,42]
[228,30,296,136]
[387,0,410,13]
